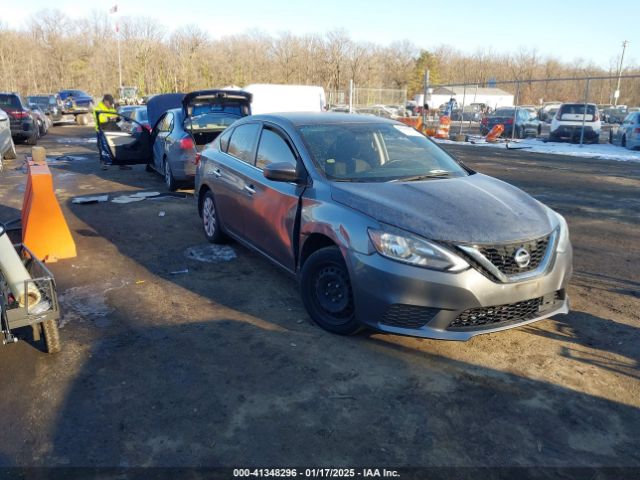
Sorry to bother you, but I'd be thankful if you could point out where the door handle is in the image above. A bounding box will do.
[243,184,256,195]
[213,169,222,178]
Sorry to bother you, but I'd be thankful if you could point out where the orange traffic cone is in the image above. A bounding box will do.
[434,115,451,139]
[21,147,76,262]
[485,124,505,142]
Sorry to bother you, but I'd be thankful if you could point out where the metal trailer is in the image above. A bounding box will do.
[0,224,61,353]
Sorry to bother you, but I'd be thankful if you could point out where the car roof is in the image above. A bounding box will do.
[245,112,400,127]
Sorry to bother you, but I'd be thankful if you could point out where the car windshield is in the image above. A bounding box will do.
[28,96,49,106]
[298,122,468,183]
[133,108,148,122]
[559,104,596,115]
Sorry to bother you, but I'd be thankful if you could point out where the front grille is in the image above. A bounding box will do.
[475,235,550,277]
[381,304,439,329]
[449,297,545,330]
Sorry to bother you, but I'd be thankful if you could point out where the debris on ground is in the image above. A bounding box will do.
[72,195,109,204]
[111,195,145,204]
[184,244,237,263]
[169,268,189,275]
[147,192,190,200]
[158,211,166,217]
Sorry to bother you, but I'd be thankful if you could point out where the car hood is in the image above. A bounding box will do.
[330,173,553,244]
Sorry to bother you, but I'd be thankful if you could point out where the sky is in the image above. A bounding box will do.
[3,0,638,69]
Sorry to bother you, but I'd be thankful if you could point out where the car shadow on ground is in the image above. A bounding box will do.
[1,316,637,467]
[47,193,640,467]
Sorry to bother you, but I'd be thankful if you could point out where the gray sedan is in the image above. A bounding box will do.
[99,90,251,190]
[0,109,17,165]
[610,112,640,150]
[195,113,573,340]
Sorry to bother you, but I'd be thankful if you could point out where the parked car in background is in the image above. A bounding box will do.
[610,111,640,149]
[550,103,601,143]
[480,107,541,138]
[602,107,627,124]
[118,106,150,134]
[195,112,572,340]
[451,105,482,122]
[543,107,559,123]
[0,92,38,145]
[538,102,562,122]
[27,94,63,123]
[0,108,17,163]
[27,104,50,136]
[98,90,252,191]
[59,89,94,125]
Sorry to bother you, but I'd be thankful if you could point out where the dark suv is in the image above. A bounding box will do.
[27,94,63,123]
[0,93,38,145]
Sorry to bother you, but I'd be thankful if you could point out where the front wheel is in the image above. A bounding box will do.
[300,246,362,335]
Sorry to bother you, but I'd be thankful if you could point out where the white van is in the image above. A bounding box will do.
[243,84,326,115]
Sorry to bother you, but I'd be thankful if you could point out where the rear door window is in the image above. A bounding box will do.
[256,128,297,169]
[227,123,260,164]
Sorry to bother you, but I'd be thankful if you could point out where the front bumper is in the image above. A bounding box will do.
[346,246,572,341]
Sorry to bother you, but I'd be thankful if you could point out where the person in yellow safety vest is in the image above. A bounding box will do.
[94,94,132,170]
[94,94,117,131]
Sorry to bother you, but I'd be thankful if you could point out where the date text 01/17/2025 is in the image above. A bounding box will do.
[233,468,401,478]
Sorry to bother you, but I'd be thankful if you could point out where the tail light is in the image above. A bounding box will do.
[505,118,513,124]
[179,136,195,150]
[8,109,28,119]
[143,125,151,132]
[194,153,202,165]
[634,128,640,134]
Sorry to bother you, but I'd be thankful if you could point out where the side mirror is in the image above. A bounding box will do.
[263,162,301,183]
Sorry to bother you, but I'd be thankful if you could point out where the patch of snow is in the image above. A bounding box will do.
[54,137,97,144]
[435,137,640,162]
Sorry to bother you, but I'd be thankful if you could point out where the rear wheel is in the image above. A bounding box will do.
[25,128,38,146]
[622,135,627,148]
[201,190,225,243]
[300,246,362,335]
[164,159,177,191]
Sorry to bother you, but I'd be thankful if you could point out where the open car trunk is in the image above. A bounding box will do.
[183,89,252,150]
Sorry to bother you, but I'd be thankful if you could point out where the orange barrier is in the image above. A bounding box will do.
[397,117,422,130]
[434,115,451,139]
[21,148,76,262]
[485,124,505,142]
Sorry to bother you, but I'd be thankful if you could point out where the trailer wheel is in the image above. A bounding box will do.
[76,114,89,126]
[41,319,61,353]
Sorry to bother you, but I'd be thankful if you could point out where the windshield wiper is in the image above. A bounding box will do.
[392,171,453,182]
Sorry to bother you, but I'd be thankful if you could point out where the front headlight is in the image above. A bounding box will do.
[368,227,469,272]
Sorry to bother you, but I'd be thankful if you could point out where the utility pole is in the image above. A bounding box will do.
[109,4,122,90]
[614,40,629,106]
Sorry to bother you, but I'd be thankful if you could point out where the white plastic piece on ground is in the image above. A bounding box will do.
[184,244,237,263]
[111,195,145,204]
[130,191,161,198]
[0,229,41,307]
[72,195,109,204]
[158,211,166,217]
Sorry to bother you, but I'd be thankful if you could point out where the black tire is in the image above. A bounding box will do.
[201,190,225,243]
[145,163,154,173]
[25,129,38,146]
[4,138,17,160]
[300,246,362,335]
[622,135,627,148]
[609,129,613,144]
[164,159,177,191]
[41,319,61,354]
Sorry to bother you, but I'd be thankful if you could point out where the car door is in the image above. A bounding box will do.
[0,109,10,155]
[153,112,173,170]
[212,122,261,237]
[241,124,305,271]
[97,110,152,166]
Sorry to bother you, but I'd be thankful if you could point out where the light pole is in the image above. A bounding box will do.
[109,4,122,90]
[614,40,629,106]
